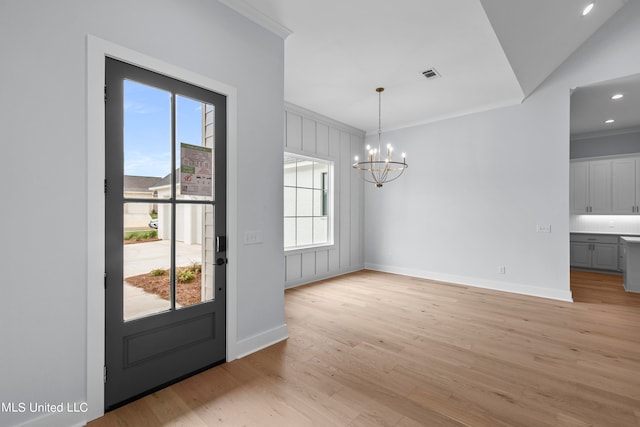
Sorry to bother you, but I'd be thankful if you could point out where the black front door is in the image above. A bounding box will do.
[104,58,226,409]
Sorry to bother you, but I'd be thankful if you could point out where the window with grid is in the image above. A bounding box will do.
[284,154,333,250]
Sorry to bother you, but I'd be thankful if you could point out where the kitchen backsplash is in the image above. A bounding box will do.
[570,215,640,234]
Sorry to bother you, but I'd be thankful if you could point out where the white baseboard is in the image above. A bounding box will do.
[233,323,289,360]
[17,409,88,427]
[365,263,574,302]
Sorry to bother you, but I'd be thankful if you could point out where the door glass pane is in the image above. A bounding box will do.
[123,202,171,321]
[176,204,215,308]
[123,80,172,199]
[176,95,214,201]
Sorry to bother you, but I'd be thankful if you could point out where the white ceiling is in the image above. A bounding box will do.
[571,73,640,139]
[221,0,628,133]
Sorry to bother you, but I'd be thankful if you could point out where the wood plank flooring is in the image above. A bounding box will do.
[571,269,640,308]
[88,270,640,427]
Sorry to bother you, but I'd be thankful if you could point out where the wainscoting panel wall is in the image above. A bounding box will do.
[284,103,365,288]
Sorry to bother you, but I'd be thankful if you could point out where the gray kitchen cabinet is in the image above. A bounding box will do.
[570,241,592,268]
[570,234,619,271]
[621,237,640,292]
[570,160,612,214]
[612,157,640,214]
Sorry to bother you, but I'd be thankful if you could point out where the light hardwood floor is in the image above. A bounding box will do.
[89,270,640,426]
[571,269,640,308]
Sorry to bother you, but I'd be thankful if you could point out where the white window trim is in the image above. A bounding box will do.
[284,152,334,252]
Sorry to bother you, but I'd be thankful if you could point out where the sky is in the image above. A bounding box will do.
[124,79,207,178]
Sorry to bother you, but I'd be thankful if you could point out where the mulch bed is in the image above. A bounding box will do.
[124,237,161,245]
[125,269,202,306]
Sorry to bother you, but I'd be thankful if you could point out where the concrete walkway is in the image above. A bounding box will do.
[123,240,202,321]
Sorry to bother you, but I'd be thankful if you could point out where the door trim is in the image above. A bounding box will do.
[87,35,239,422]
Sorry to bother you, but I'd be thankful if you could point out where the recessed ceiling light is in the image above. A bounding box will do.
[582,2,595,16]
[605,119,615,124]
[611,93,624,100]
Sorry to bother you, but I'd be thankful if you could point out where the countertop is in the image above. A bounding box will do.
[621,236,640,244]
[570,231,640,237]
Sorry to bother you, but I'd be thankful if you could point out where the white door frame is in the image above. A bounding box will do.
[86,35,239,422]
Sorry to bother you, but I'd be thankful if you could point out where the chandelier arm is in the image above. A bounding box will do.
[380,167,407,183]
[381,165,390,183]
[369,166,380,185]
[359,173,382,184]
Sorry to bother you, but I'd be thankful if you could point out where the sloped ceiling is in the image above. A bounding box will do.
[220,0,628,133]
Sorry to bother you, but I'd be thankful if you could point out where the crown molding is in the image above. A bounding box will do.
[218,0,292,39]
[571,125,640,142]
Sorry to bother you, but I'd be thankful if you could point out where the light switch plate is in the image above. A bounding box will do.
[536,224,552,233]
[244,230,263,245]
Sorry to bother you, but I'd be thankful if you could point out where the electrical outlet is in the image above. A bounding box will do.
[498,266,506,275]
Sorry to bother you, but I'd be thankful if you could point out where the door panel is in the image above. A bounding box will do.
[612,158,636,213]
[570,242,591,268]
[588,160,612,213]
[592,244,618,271]
[570,163,589,213]
[105,58,226,409]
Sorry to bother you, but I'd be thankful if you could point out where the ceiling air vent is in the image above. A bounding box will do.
[422,68,440,80]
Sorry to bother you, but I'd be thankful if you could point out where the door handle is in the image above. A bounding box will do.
[216,257,227,266]
[216,235,226,252]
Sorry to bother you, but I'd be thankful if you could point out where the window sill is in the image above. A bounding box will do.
[284,243,335,255]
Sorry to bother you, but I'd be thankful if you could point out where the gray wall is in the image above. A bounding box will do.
[571,131,640,159]
[364,0,640,301]
[0,1,285,426]
[284,103,365,287]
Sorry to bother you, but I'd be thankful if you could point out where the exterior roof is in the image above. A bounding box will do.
[148,169,180,190]
[124,175,163,193]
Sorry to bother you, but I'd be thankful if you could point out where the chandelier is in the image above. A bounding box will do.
[352,87,408,187]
